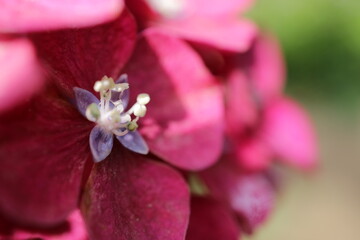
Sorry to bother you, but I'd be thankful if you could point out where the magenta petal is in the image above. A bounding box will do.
[31,8,136,97]
[0,210,88,240]
[200,159,275,234]
[235,137,271,172]
[249,34,286,101]
[0,91,92,226]
[0,38,43,113]
[156,18,257,52]
[225,68,258,138]
[186,196,241,240]
[0,0,124,33]
[262,97,317,169]
[81,147,190,240]
[123,29,224,170]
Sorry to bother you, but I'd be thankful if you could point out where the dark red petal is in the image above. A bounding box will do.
[0,89,92,226]
[31,8,136,97]
[0,38,44,113]
[262,97,317,170]
[0,0,123,33]
[186,196,241,240]
[125,0,159,26]
[81,146,190,240]
[248,34,286,102]
[0,210,88,240]
[200,159,275,234]
[123,29,224,170]
[156,18,257,52]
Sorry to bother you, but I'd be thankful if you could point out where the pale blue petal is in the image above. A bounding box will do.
[90,126,114,163]
[73,87,99,118]
[117,131,149,155]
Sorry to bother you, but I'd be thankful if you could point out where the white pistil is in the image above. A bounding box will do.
[86,75,150,137]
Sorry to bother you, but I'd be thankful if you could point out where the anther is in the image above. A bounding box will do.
[137,93,150,105]
[133,103,147,117]
[86,103,100,122]
[127,121,138,131]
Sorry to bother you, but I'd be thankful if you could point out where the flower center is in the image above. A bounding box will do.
[86,75,150,137]
[147,0,186,19]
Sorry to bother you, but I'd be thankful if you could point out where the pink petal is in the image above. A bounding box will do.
[81,146,190,240]
[31,8,136,97]
[0,89,92,226]
[200,159,275,233]
[156,18,257,52]
[0,0,124,33]
[0,38,43,113]
[262,97,317,169]
[248,34,286,102]
[186,196,241,240]
[235,136,271,172]
[0,210,88,240]
[225,68,258,138]
[185,0,254,17]
[123,29,224,170]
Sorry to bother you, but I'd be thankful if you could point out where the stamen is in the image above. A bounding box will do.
[87,75,150,138]
[86,103,100,122]
[127,121,138,131]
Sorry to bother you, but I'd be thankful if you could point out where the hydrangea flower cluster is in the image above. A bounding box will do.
[0,0,316,239]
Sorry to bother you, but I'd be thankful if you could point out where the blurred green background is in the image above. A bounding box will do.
[250,0,360,109]
[246,0,360,239]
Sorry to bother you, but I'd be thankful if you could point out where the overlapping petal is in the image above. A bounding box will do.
[81,146,190,240]
[0,0,124,33]
[235,136,271,172]
[200,159,275,233]
[0,89,92,226]
[31,8,136,97]
[157,18,257,52]
[0,38,43,113]
[123,29,224,170]
[262,97,317,169]
[247,34,286,102]
[225,68,259,138]
[186,196,240,240]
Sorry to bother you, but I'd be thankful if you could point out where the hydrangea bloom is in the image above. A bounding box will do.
[0,1,317,240]
[0,8,225,239]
